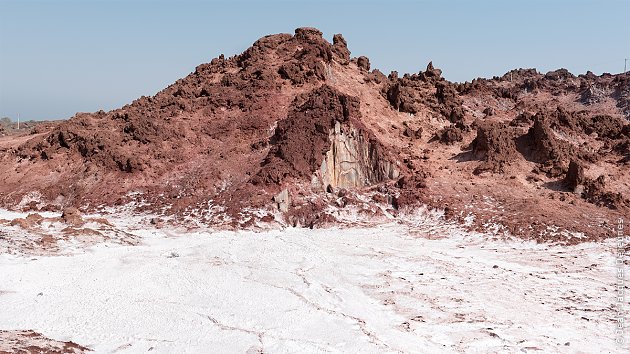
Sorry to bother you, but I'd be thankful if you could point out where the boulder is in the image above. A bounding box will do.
[61,207,84,226]
[332,34,350,64]
[470,121,519,174]
[294,27,323,40]
[518,114,575,176]
[563,160,585,191]
[357,56,370,71]
[424,61,442,78]
[438,126,463,145]
[582,175,628,209]
[403,126,423,139]
[25,213,44,225]
[319,121,399,189]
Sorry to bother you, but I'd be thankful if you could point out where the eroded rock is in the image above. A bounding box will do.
[437,126,463,145]
[273,189,290,212]
[332,34,350,64]
[470,121,519,174]
[255,85,399,191]
[357,56,370,71]
[318,121,399,189]
[62,207,84,226]
[563,160,585,191]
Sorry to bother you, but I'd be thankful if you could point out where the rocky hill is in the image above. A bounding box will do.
[0,117,54,137]
[0,27,628,242]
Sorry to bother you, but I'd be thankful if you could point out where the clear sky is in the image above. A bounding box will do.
[1,0,629,121]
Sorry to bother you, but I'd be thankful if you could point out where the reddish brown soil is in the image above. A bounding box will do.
[0,330,89,353]
[0,27,628,242]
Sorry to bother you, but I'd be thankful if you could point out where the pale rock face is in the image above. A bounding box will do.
[318,121,398,190]
[273,189,290,212]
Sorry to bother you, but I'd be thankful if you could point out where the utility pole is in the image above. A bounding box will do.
[625,58,628,73]
[17,113,20,130]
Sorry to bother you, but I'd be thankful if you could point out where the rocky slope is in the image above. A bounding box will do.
[0,27,628,242]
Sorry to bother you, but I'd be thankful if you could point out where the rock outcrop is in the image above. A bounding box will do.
[357,56,370,71]
[254,85,399,191]
[582,176,628,210]
[254,85,363,185]
[317,121,399,190]
[437,126,463,145]
[384,62,464,123]
[332,34,350,64]
[563,160,585,191]
[518,115,574,176]
[470,121,519,174]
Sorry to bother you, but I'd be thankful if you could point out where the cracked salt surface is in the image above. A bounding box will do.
[0,209,625,353]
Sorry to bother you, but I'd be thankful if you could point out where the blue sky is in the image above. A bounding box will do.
[1,0,629,121]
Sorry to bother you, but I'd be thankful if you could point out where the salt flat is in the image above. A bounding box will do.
[0,210,623,353]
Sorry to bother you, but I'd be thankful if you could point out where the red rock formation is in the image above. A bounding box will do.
[0,27,628,241]
[470,121,519,174]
